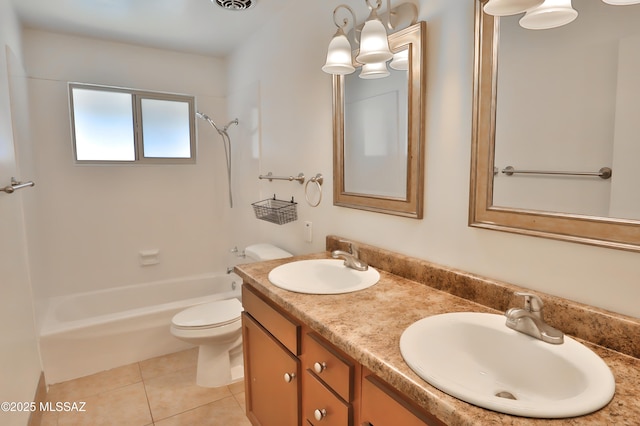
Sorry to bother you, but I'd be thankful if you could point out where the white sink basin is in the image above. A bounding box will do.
[400,312,615,418]
[268,259,380,294]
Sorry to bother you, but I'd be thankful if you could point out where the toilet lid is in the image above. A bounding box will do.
[172,299,243,328]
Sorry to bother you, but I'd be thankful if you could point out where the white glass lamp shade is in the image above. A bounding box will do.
[359,61,390,79]
[483,0,544,16]
[322,30,355,75]
[355,17,393,64]
[519,0,578,29]
[389,49,409,71]
[602,0,640,4]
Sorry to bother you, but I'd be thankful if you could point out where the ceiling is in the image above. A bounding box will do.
[10,0,296,57]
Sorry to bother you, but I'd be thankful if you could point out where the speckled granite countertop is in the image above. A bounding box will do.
[235,237,640,425]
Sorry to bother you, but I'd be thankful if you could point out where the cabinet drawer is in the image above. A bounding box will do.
[361,373,445,426]
[304,332,354,402]
[242,284,300,355]
[303,370,351,426]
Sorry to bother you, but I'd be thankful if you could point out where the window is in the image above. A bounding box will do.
[69,84,196,163]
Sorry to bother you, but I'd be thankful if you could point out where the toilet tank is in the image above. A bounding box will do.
[244,243,293,261]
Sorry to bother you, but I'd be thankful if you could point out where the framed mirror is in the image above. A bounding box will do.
[470,0,640,252]
[333,21,426,218]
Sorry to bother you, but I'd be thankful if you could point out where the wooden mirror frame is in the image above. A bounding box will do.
[333,21,426,219]
[469,1,640,252]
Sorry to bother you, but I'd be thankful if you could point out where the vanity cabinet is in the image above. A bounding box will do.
[301,332,357,425]
[242,285,301,426]
[302,369,351,425]
[242,283,443,426]
[361,369,446,426]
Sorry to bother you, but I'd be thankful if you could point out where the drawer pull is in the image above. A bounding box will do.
[314,408,327,421]
[283,372,296,383]
[313,361,327,374]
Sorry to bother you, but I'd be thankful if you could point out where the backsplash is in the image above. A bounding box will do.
[326,235,640,359]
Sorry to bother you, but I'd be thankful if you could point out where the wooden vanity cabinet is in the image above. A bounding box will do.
[301,332,358,425]
[302,370,352,425]
[361,369,446,426]
[242,285,301,426]
[242,283,444,426]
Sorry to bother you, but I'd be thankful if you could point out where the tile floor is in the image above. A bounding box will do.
[39,348,251,426]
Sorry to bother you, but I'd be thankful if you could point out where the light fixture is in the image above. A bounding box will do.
[355,1,393,65]
[322,0,418,78]
[483,0,640,30]
[483,0,544,16]
[389,49,409,71]
[359,61,390,79]
[519,0,578,30]
[602,0,640,4]
[322,25,356,75]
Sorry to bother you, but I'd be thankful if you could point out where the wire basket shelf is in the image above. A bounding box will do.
[252,196,298,225]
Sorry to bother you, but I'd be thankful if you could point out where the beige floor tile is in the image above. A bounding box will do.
[47,363,142,402]
[233,391,247,413]
[228,380,245,395]
[154,396,251,426]
[139,348,198,381]
[145,367,232,421]
[56,382,151,426]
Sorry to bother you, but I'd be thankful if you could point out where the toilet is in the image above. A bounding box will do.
[170,243,292,387]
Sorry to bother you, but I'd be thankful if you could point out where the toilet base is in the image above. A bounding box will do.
[195,337,243,388]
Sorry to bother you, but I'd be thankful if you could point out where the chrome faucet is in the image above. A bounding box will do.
[331,241,369,271]
[505,292,564,344]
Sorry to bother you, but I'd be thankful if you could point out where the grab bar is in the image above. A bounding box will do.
[259,172,305,184]
[501,166,612,180]
[1,177,35,194]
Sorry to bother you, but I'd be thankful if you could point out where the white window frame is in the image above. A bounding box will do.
[69,83,196,164]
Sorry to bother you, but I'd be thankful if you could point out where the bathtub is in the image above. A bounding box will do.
[40,273,242,384]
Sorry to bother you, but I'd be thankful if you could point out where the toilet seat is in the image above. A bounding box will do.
[171,299,243,330]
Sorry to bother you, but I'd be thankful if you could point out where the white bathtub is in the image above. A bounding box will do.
[40,273,242,384]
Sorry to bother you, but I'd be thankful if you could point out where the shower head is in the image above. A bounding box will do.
[196,111,222,134]
[196,111,239,136]
[196,110,238,208]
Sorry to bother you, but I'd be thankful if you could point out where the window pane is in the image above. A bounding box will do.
[72,88,135,161]
[141,99,191,158]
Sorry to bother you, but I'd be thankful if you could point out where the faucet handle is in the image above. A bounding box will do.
[514,292,544,315]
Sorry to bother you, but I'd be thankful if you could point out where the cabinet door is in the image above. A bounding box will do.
[361,373,445,426]
[243,313,300,426]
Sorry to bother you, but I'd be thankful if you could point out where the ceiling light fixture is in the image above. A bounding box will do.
[322,0,418,79]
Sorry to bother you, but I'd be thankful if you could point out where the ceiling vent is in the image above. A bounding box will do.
[214,0,254,10]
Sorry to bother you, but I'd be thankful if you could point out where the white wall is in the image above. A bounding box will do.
[22,29,234,309]
[227,0,640,319]
[0,0,42,424]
